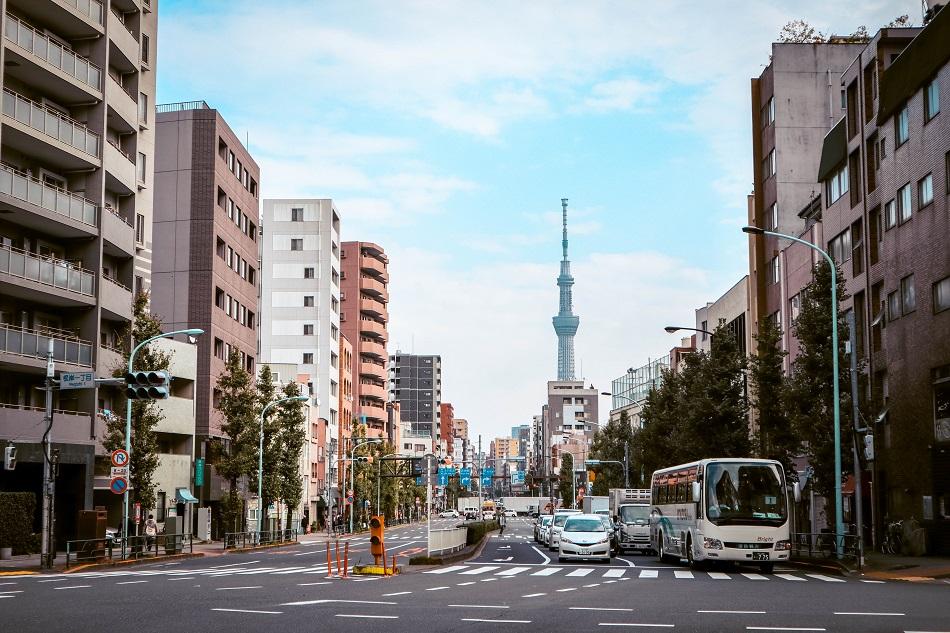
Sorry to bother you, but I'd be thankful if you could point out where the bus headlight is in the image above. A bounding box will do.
[774,540,791,551]
[703,537,723,550]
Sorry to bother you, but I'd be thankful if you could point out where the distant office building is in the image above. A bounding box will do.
[608,357,669,428]
[542,380,598,479]
[441,403,455,457]
[389,352,442,455]
[695,276,750,356]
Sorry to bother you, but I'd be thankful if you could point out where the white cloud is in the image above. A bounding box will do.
[578,78,661,113]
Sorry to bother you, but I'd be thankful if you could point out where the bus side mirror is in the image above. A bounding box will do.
[792,482,801,503]
[691,481,700,502]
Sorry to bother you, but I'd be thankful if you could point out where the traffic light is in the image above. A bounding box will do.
[3,445,15,471]
[355,456,372,464]
[369,515,385,564]
[125,370,171,399]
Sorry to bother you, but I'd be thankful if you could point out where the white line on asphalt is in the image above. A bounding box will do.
[804,574,844,583]
[859,579,886,584]
[571,607,634,612]
[209,561,257,568]
[54,585,91,590]
[597,624,674,628]
[745,628,825,631]
[603,580,617,584]
[775,574,805,581]
[297,582,332,586]
[566,568,594,577]
[707,572,731,580]
[555,587,577,592]
[673,571,693,579]
[215,586,263,591]
[0,595,14,599]
[457,582,476,586]
[426,586,449,591]
[604,569,627,578]
[834,612,904,616]
[698,610,767,614]
[638,570,658,578]
[382,592,412,596]
[37,579,68,583]
[335,615,399,619]
[271,567,311,574]
[460,619,531,624]
[116,581,149,585]
[531,546,551,565]
[460,566,499,575]
[281,599,397,606]
[532,567,563,576]
[741,573,769,580]
[497,567,532,576]
[615,557,637,567]
[449,605,509,609]
[211,608,282,615]
[424,565,469,574]
[583,583,601,587]
[480,578,497,582]
[168,577,194,581]
[522,593,546,598]
[0,590,24,594]
[0,582,17,586]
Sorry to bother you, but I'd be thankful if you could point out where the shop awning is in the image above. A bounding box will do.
[175,488,198,503]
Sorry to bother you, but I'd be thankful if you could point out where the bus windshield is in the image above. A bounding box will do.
[619,505,649,524]
[705,462,787,526]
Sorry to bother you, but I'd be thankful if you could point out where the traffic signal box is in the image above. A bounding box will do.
[370,515,385,564]
[125,370,171,400]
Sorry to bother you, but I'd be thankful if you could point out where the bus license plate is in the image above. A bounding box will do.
[752,552,770,561]
[579,550,591,556]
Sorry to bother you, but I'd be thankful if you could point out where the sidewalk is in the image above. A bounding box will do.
[858,551,950,581]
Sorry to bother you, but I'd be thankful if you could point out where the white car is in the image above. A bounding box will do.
[482,511,496,521]
[547,509,581,550]
[558,514,612,563]
[438,510,459,518]
[535,515,553,542]
[503,510,517,517]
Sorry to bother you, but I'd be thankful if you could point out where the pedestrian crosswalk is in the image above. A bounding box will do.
[421,565,854,582]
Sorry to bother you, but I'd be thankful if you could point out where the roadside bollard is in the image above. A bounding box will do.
[336,539,341,577]
[391,554,397,575]
[326,542,332,578]
[343,542,349,578]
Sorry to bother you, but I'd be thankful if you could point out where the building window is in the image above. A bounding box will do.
[214,338,224,360]
[895,103,909,146]
[768,256,780,285]
[291,207,304,222]
[869,206,881,265]
[924,78,940,121]
[303,353,314,364]
[304,267,314,279]
[138,92,148,123]
[762,96,774,128]
[789,294,801,324]
[304,295,314,307]
[765,202,778,231]
[136,152,146,183]
[934,277,950,314]
[825,162,849,205]
[887,290,901,322]
[303,324,314,336]
[215,287,225,309]
[851,219,864,277]
[901,274,916,315]
[331,297,339,313]
[330,324,338,341]
[880,136,886,159]
[762,149,776,180]
[227,151,234,172]
[290,238,303,251]
[135,213,145,244]
[897,183,912,223]
[330,352,338,369]
[828,228,851,264]
[141,33,149,64]
[918,173,933,208]
[884,199,897,230]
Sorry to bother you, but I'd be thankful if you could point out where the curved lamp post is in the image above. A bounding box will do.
[744,224,843,558]
[258,395,309,534]
[664,325,714,338]
[122,328,203,559]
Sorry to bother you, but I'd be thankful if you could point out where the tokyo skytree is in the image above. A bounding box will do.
[552,198,579,380]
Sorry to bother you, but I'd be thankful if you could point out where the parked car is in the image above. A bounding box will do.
[503,509,517,517]
[558,514,612,563]
[535,515,553,542]
[599,514,620,555]
[439,509,459,518]
[547,509,582,550]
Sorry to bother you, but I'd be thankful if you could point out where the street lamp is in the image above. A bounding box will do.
[258,395,309,534]
[743,224,844,558]
[123,327,203,559]
[350,438,384,534]
[664,325,714,338]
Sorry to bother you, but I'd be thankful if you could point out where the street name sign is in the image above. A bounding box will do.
[59,372,94,390]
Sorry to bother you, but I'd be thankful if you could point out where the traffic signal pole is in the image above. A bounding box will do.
[40,339,54,570]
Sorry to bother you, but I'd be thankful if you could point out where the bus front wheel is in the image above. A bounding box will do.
[759,562,774,574]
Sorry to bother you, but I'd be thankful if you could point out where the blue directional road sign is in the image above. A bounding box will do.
[459,468,471,488]
[480,467,494,488]
[511,470,525,485]
[415,476,424,485]
[437,466,452,486]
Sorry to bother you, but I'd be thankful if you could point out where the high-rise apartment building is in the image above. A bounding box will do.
[389,353,442,456]
[440,402,455,457]
[259,199,342,504]
[339,241,388,438]
[338,332,353,502]
[0,0,158,539]
[543,380,598,478]
[153,102,260,450]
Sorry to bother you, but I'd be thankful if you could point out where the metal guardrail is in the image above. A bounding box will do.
[65,532,193,568]
[428,527,468,555]
[223,529,298,550]
[790,531,862,569]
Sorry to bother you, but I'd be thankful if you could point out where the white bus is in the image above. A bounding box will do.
[649,458,797,573]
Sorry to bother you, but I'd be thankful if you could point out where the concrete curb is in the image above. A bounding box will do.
[63,552,204,574]
[220,540,300,555]
[403,528,499,572]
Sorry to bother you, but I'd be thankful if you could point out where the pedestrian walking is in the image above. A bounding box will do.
[498,510,506,535]
[144,514,158,550]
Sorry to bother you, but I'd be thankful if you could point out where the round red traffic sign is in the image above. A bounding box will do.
[109,477,128,495]
[111,449,129,467]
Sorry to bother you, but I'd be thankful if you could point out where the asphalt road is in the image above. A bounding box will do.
[3,518,948,632]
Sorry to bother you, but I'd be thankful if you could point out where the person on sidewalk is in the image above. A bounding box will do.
[498,510,506,535]
[144,515,158,550]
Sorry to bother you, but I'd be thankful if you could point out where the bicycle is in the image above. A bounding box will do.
[882,519,903,555]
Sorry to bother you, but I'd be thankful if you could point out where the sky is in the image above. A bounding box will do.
[157,0,918,443]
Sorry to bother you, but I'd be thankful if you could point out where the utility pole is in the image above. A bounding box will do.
[623,442,630,488]
[848,311,865,568]
[40,339,55,570]
[477,435,482,514]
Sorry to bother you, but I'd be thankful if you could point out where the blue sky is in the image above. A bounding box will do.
[157,0,918,442]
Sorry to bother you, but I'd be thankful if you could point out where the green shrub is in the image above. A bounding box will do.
[0,492,37,554]
[464,520,499,546]
[409,555,443,565]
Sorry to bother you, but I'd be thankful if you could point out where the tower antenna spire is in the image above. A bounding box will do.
[552,198,579,380]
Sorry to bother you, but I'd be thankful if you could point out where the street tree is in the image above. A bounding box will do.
[104,291,167,525]
[255,364,280,526]
[749,317,798,475]
[787,260,853,497]
[589,409,637,494]
[213,350,259,532]
[558,453,575,508]
[275,381,307,530]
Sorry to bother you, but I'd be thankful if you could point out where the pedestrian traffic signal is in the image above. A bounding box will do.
[3,445,15,471]
[125,370,171,399]
[370,515,385,564]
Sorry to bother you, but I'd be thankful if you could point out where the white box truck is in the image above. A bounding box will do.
[608,488,653,554]
[582,495,609,514]
[499,497,543,515]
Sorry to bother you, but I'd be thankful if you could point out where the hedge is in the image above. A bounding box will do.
[464,520,499,546]
[0,492,38,555]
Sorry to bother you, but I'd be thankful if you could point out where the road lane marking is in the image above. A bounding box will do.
[54,585,91,590]
[673,571,693,579]
[0,582,17,586]
[583,583,601,587]
[555,587,577,592]
[699,610,767,614]
[531,546,551,564]
[834,612,904,616]
[531,567,563,576]
[604,569,627,578]
[209,561,257,568]
[271,567,310,574]
[522,593,546,597]
[566,568,594,577]
[281,599,397,606]
[805,574,844,582]
[571,607,633,612]
[0,596,14,599]
[424,565,469,574]
[211,608,282,615]
[461,619,531,624]
[0,590,23,594]
[168,577,194,581]
[741,573,769,580]
[457,582,476,586]
[859,579,885,584]
[382,591,411,596]
[775,574,805,581]
[335,614,399,619]
[480,578,497,582]
[496,567,532,576]
[297,582,332,586]
[745,628,825,631]
[449,605,509,609]
[707,572,731,580]
[215,586,262,591]
[426,586,449,591]
[37,579,68,583]
[461,566,500,575]
[116,581,149,585]
[638,570,658,578]
[598,624,674,628]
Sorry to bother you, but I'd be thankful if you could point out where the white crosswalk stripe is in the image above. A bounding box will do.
[775,573,806,581]
[496,567,532,576]
[674,570,693,579]
[423,565,468,574]
[707,571,731,580]
[806,573,845,582]
[565,568,594,577]
[603,569,626,578]
[459,566,500,575]
[531,567,563,576]
[741,573,769,580]
[638,569,658,578]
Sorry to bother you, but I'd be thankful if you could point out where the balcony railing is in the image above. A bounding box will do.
[103,274,131,292]
[107,70,136,102]
[0,164,97,227]
[4,13,102,91]
[106,138,134,163]
[104,204,133,227]
[0,243,95,296]
[2,89,100,158]
[109,8,136,37]
[0,323,93,366]
[63,0,104,26]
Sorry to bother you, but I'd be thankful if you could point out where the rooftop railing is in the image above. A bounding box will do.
[2,88,100,158]
[4,13,102,91]
[0,242,95,297]
[156,101,210,114]
[0,163,97,227]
